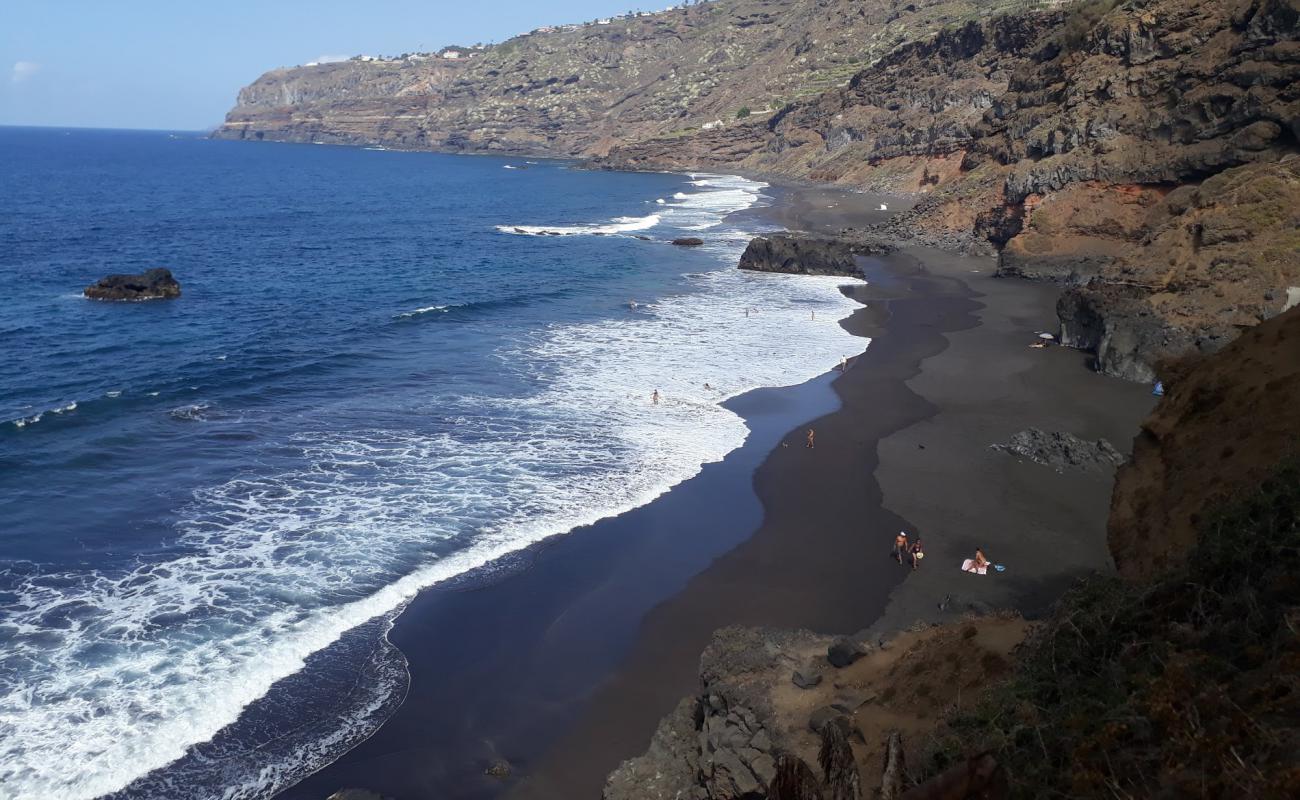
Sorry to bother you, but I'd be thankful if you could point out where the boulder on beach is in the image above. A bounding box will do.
[738,234,861,278]
[671,237,704,246]
[827,636,868,668]
[991,428,1125,472]
[84,268,181,301]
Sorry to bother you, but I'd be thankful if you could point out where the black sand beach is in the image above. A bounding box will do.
[280,187,1154,800]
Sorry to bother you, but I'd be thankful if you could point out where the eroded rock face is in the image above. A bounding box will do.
[1056,158,1300,381]
[604,627,820,800]
[1108,306,1300,582]
[738,235,860,278]
[83,268,181,301]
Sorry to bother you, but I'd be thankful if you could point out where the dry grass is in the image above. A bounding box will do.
[919,459,1300,798]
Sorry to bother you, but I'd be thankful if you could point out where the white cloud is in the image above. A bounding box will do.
[11,61,39,84]
[314,54,349,64]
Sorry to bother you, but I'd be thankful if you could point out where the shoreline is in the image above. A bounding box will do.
[273,182,878,800]
[512,206,1154,796]
[277,182,1155,800]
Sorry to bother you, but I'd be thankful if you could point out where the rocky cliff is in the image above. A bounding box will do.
[215,0,1032,156]
[1107,305,1300,581]
[600,0,1300,380]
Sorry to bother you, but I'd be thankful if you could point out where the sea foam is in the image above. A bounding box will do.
[0,173,866,800]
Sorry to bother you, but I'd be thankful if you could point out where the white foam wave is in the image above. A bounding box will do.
[0,174,862,799]
[168,403,210,421]
[8,399,79,428]
[394,305,449,319]
[495,213,661,237]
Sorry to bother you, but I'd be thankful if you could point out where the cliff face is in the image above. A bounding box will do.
[602,0,1300,381]
[1108,305,1300,581]
[215,0,1029,156]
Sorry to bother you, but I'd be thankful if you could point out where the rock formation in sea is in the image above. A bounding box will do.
[83,268,182,301]
[738,235,861,278]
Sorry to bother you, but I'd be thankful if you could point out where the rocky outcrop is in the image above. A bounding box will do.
[83,268,181,301]
[1108,305,1300,581]
[738,235,860,277]
[672,237,705,247]
[1057,157,1300,380]
[992,428,1125,472]
[605,619,1028,800]
[604,627,803,800]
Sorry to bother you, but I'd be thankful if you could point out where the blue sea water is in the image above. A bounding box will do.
[0,127,865,799]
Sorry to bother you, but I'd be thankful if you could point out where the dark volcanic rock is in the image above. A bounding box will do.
[484,758,511,779]
[738,235,861,278]
[326,790,394,800]
[807,706,851,735]
[605,626,818,800]
[84,268,181,301]
[826,636,867,668]
[1057,286,1200,384]
[791,669,823,689]
[671,237,704,246]
[992,428,1125,472]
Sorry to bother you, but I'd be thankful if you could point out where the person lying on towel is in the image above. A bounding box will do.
[962,548,990,575]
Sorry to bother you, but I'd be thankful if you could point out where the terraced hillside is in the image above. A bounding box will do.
[213,0,1044,154]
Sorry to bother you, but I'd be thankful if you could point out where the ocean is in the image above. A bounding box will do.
[0,127,864,799]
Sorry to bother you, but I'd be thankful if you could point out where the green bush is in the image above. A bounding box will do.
[736,107,751,119]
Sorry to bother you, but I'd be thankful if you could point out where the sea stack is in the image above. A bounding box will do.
[737,234,861,278]
[84,268,182,301]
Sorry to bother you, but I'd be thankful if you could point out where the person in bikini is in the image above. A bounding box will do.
[908,537,925,570]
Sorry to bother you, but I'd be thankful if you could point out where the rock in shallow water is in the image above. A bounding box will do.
[738,234,861,278]
[84,268,181,301]
[671,237,704,246]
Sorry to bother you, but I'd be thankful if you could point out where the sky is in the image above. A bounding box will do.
[0,0,659,131]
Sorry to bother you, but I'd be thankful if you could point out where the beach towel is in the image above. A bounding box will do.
[961,559,988,575]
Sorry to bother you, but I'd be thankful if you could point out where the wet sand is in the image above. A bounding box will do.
[509,203,1154,798]
[279,186,1153,800]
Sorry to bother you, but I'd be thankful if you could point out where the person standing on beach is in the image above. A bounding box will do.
[652,389,660,405]
[839,356,847,372]
[806,428,815,448]
[908,537,925,571]
[893,531,909,564]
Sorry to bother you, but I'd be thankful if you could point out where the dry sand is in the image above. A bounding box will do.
[509,192,1154,799]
